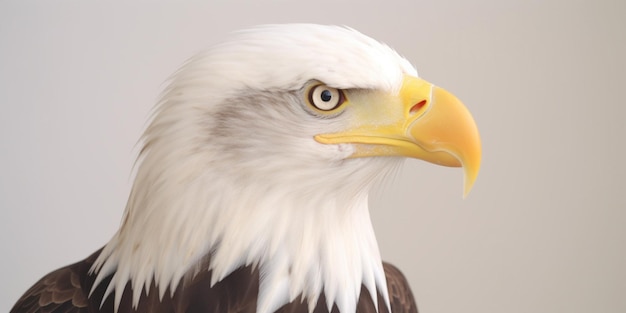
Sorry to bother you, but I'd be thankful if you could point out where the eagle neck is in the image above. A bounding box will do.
[91,170,392,313]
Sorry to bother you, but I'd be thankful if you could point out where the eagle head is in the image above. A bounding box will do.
[91,24,481,313]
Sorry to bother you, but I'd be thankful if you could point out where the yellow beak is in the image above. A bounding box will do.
[314,75,481,197]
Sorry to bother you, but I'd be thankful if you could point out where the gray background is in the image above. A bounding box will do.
[1,1,624,312]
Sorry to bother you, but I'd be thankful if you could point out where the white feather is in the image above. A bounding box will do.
[90,24,416,313]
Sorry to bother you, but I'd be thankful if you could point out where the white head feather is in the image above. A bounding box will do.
[90,24,418,313]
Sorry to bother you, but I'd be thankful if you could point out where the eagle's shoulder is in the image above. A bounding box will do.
[382,262,418,313]
[11,250,102,313]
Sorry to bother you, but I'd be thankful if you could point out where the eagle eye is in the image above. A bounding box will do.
[308,85,345,111]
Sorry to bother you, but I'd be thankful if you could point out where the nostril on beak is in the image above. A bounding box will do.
[410,100,427,114]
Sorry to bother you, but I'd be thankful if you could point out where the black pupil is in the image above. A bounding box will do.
[320,90,332,102]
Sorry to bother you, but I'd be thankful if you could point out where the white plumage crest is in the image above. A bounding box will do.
[90,24,417,313]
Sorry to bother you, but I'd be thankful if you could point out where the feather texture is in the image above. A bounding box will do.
[12,249,418,313]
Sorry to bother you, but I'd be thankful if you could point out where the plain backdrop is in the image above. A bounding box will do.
[1,1,624,312]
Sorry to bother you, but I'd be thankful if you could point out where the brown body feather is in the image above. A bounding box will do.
[11,249,417,313]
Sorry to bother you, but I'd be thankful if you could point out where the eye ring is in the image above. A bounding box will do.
[308,85,345,111]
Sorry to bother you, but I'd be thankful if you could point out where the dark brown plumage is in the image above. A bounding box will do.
[11,250,417,313]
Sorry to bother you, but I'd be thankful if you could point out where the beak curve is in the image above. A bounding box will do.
[315,75,481,197]
[409,83,482,197]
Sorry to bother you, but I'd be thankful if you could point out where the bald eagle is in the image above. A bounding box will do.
[11,24,480,313]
